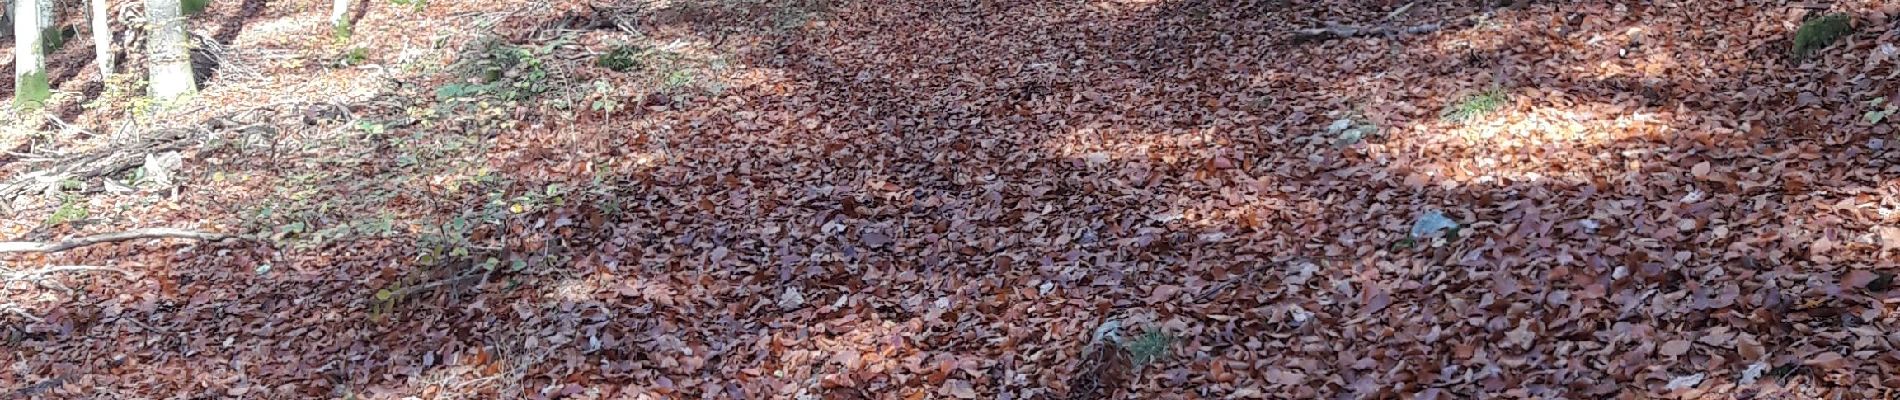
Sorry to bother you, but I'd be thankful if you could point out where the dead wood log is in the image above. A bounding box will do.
[0,128,195,205]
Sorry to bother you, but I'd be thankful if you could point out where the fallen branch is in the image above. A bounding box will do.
[1293,22,1446,41]
[1291,13,1486,42]
[0,128,195,205]
[0,228,249,253]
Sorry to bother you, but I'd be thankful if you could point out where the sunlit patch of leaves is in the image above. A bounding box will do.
[1442,88,1509,123]
[1792,13,1852,59]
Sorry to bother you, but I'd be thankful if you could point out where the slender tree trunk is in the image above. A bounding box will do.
[329,0,349,30]
[12,0,48,107]
[90,0,111,77]
[33,0,48,30]
[2,1,13,39]
[145,0,195,100]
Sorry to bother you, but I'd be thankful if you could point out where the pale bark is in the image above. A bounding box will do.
[32,0,47,29]
[145,0,196,100]
[12,0,47,106]
[0,228,245,253]
[90,0,112,77]
[329,0,349,29]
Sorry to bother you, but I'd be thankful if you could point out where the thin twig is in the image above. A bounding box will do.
[0,228,250,253]
[3,305,43,322]
[1384,2,1416,21]
[2,265,131,281]
[1292,12,1487,42]
[43,113,99,137]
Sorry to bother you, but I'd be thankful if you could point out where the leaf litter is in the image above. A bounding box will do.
[3,0,1900,399]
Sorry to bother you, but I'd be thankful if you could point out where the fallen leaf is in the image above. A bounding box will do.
[1664,373,1705,391]
[1659,340,1692,357]
[943,379,977,399]
[1265,368,1306,385]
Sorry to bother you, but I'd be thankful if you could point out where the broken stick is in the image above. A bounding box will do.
[1293,22,1446,40]
[1292,12,1487,42]
[0,228,250,253]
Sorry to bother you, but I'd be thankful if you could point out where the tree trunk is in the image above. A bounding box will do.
[329,0,349,29]
[145,0,195,100]
[12,0,48,107]
[90,0,111,77]
[2,1,12,39]
[33,0,47,28]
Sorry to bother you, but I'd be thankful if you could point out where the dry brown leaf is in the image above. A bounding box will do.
[943,379,977,399]
[1659,340,1693,357]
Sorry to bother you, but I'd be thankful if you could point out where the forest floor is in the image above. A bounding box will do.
[3,0,1900,398]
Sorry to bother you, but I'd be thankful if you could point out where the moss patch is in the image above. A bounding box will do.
[15,70,51,109]
[184,0,211,15]
[1793,13,1853,59]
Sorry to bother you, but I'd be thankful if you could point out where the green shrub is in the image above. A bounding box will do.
[1793,13,1853,59]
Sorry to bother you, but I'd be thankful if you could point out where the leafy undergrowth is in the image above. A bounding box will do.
[4,0,1900,399]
